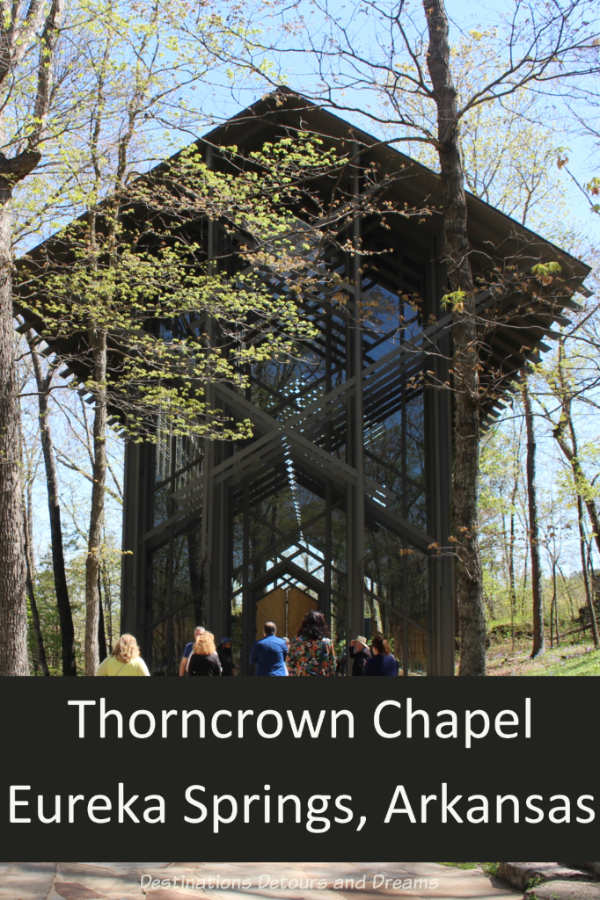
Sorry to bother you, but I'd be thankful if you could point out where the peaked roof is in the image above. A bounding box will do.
[199,87,589,283]
[195,88,589,422]
[17,87,589,425]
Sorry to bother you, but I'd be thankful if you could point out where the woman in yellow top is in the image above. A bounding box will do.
[96,634,150,676]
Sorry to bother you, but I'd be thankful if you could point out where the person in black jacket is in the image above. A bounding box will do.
[186,631,222,677]
[349,635,371,676]
[217,637,235,676]
[365,634,399,677]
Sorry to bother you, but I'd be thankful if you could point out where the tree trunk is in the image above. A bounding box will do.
[509,506,518,648]
[101,559,114,649]
[521,375,544,657]
[549,559,556,648]
[521,550,529,617]
[557,563,575,621]
[23,474,49,677]
[423,0,486,675]
[551,345,600,647]
[585,538,599,647]
[0,201,29,675]
[0,0,62,676]
[29,338,77,675]
[575,494,598,646]
[555,427,600,568]
[85,327,108,675]
[98,573,107,662]
[507,415,520,649]
[551,559,559,646]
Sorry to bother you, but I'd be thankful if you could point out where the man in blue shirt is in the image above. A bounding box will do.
[251,621,288,676]
[178,625,205,677]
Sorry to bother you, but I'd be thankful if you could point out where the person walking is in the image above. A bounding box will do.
[96,634,150,676]
[365,634,399,677]
[186,631,222,676]
[287,610,336,677]
[349,635,371,676]
[250,621,288,676]
[179,625,205,676]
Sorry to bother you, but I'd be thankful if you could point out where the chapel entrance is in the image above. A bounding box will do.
[256,588,318,641]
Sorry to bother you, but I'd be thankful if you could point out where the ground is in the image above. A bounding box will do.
[0,862,519,899]
[486,636,600,676]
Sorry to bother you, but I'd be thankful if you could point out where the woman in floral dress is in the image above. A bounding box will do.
[287,610,336,677]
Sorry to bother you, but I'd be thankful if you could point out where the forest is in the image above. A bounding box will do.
[1,0,599,676]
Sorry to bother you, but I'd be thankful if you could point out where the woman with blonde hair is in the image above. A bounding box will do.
[186,630,222,677]
[96,634,150,676]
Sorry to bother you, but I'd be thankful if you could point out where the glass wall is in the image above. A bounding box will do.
[149,529,203,674]
[141,247,435,674]
[152,429,204,528]
[364,524,429,673]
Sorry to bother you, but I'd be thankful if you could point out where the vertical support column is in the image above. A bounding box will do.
[402,612,410,678]
[223,495,233,642]
[324,301,333,623]
[208,472,229,638]
[324,484,332,623]
[120,440,140,636]
[241,483,252,674]
[349,142,365,640]
[344,482,353,671]
[202,142,223,640]
[205,440,232,640]
[140,444,155,660]
[400,342,409,662]
[217,482,231,640]
[202,442,215,619]
[121,441,153,659]
[424,360,438,674]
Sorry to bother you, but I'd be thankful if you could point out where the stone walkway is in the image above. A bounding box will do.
[0,862,519,899]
